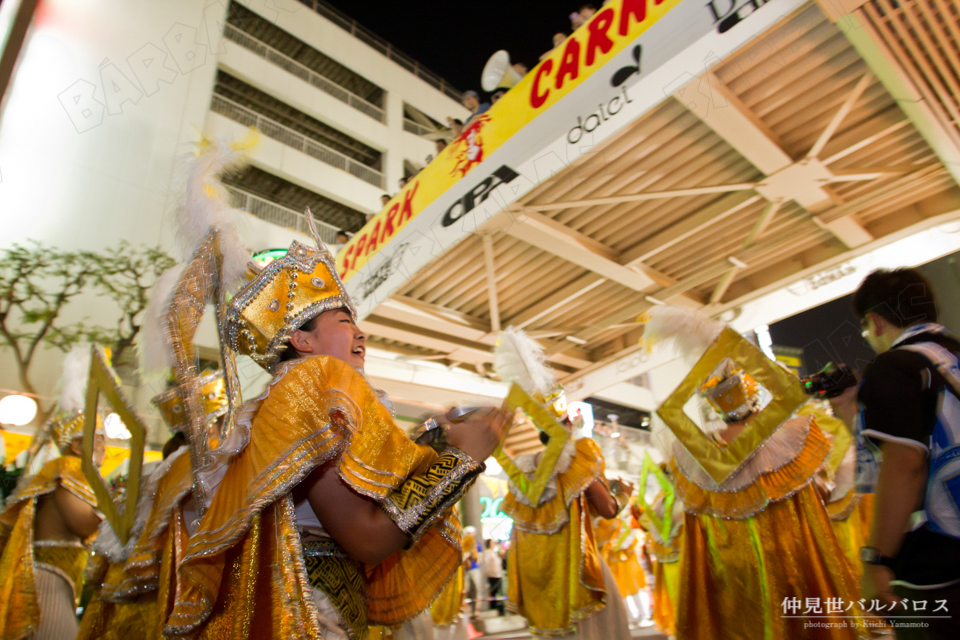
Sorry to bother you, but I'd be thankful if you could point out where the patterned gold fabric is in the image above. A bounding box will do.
[830,492,875,579]
[76,562,159,640]
[672,419,868,640]
[431,565,464,627]
[503,438,607,636]
[382,449,483,544]
[0,456,98,640]
[164,356,462,639]
[595,517,644,596]
[303,540,367,640]
[151,370,229,435]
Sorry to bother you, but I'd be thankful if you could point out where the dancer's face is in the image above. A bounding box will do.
[289,308,366,368]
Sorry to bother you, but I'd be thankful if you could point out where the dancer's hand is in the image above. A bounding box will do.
[442,406,511,462]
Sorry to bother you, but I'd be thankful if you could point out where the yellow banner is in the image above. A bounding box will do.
[336,0,682,280]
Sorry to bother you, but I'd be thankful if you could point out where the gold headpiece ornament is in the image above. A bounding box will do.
[699,360,761,422]
[225,211,357,372]
[49,345,105,454]
[151,370,228,434]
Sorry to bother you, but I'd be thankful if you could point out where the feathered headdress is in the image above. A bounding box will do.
[173,133,255,292]
[641,306,724,363]
[138,264,185,379]
[493,327,556,398]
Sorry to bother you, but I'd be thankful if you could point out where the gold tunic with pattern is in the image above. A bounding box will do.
[503,438,606,637]
[164,356,462,640]
[0,456,98,640]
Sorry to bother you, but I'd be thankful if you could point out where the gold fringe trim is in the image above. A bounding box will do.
[673,420,831,519]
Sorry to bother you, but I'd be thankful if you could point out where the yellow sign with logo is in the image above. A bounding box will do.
[336,0,682,281]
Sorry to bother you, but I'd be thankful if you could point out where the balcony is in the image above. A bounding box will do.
[226,186,344,244]
[222,23,385,124]
[211,94,384,188]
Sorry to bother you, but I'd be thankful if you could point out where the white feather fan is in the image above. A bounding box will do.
[493,327,557,396]
[58,344,91,414]
[138,263,186,377]
[173,136,252,291]
[641,305,724,362]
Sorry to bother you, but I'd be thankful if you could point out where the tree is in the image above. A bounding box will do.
[0,241,175,406]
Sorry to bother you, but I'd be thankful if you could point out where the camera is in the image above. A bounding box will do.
[801,362,858,399]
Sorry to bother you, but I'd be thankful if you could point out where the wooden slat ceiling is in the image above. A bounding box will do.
[363,2,960,382]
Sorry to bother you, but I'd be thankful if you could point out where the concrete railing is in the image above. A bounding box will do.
[223,23,385,123]
[226,186,346,244]
[210,94,384,189]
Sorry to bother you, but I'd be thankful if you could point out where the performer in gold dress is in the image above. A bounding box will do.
[76,371,229,640]
[0,348,106,640]
[637,467,683,637]
[643,306,868,640]
[156,149,508,638]
[594,511,647,624]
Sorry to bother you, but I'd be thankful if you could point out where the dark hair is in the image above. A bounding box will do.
[162,432,187,460]
[336,230,348,238]
[853,268,938,328]
[539,430,550,445]
[278,314,321,363]
[451,118,463,125]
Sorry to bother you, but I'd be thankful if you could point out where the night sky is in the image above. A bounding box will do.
[323,0,581,97]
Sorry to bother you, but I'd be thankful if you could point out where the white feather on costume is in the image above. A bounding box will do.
[641,305,724,363]
[139,264,186,378]
[493,326,556,396]
[58,344,91,414]
[172,136,251,291]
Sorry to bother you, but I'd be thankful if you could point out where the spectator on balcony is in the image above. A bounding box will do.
[435,139,447,155]
[447,117,464,139]
[571,4,597,29]
[491,90,506,104]
[461,90,490,126]
[541,32,568,60]
[381,194,391,208]
[398,177,407,190]
[512,62,529,76]
[335,230,349,245]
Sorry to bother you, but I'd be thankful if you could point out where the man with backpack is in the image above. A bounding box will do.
[841,268,960,638]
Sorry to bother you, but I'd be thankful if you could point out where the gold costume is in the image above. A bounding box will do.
[164,356,466,639]
[644,496,682,637]
[77,448,194,640]
[0,456,98,640]
[503,438,608,636]
[672,415,865,640]
[595,516,644,597]
[643,307,868,640]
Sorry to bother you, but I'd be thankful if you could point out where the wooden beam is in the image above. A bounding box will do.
[503,211,657,291]
[820,109,909,165]
[620,192,763,265]
[481,234,501,332]
[808,73,873,160]
[506,274,607,329]
[523,183,757,212]
[674,71,793,174]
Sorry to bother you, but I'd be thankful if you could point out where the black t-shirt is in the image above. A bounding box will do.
[858,329,960,587]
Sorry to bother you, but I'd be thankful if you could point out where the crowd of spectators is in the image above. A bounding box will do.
[368,4,605,225]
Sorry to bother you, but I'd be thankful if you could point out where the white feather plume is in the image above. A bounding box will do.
[138,263,186,377]
[58,344,91,414]
[641,306,724,362]
[493,327,557,396]
[173,135,253,291]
